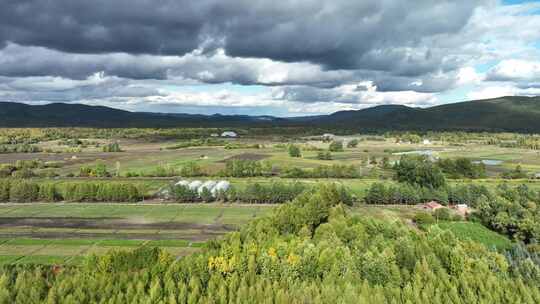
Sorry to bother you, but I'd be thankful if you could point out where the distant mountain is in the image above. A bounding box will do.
[1,96,539,132]
[306,96,540,132]
[0,102,285,128]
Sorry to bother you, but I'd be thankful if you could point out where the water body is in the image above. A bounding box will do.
[392,150,434,156]
[473,159,503,166]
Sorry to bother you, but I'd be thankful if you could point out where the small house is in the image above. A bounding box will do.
[422,201,444,211]
[322,133,335,141]
[221,131,238,138]
[423,139,431,145]
[534,173,540,179]
[453,204,470,216]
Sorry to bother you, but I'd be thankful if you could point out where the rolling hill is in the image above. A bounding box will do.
[0,102,285,128]
[305,96,540,132]
[1,96,539,132]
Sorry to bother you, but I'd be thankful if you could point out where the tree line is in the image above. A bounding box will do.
[0,180,143,203]
[167,181,321,205]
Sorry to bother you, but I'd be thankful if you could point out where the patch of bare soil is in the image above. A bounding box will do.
[0,217,236,231]
[0,152,119,165]
[0,231,225,241]
[219,153,268,162]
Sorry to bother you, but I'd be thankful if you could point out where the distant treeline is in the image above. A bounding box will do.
[0,144,41,154]
[168,181,322,204]
[364,182,490,206]
[0,180,143,203]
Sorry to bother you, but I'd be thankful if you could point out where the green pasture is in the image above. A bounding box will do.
[434,221,513,250]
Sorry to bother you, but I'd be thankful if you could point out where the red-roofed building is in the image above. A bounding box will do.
[422,201,444,211]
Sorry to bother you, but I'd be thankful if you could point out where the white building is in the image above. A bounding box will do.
[173,180,231,198]
[322,133,335,140]
[221,131,238,138]
[423,139,431,145]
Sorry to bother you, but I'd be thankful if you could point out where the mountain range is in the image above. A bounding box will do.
[1,96,539,132]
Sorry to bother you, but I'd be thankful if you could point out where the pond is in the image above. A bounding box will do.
[392,150,434,156]
[473,159,503,166]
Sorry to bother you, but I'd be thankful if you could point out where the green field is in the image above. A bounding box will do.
[435,221,513,250]
[0,203,274,265]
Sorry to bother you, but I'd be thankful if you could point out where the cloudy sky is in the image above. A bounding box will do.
[0,0,539,116]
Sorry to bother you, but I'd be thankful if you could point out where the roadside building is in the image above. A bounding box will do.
[453,204,470,217]
[322,133,335,141]
[421,201,444,211]
[221,131,238,138]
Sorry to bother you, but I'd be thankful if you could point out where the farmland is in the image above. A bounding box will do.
[1,128,540,303]
[1,129,540,266]
[0,203,273,265]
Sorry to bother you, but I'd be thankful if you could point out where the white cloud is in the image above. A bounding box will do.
[486,59,540,81]
[467,85,540,100]
[457,67,483,85]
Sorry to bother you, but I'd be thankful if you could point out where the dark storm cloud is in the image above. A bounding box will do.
[0,44,169,80]
[0,75,162,103]
[0,0,485,72]
[0,43,359,88]
[0,0,501,112]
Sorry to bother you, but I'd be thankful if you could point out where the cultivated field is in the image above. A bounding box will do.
[0,203,273,265]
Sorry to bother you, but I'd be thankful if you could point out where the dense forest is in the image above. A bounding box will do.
[0,184,539,303]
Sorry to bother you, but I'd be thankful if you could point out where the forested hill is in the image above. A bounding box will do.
[307,96,540,132]
[0,102,286,128]
[1,96,540,132]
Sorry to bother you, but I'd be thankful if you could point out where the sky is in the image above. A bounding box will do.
[0,0,539,116]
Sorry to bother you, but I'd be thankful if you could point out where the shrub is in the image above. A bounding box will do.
[37,169,59,178]
[317,151,332,160]
[364,183,388,204]
[288,144,301,157]
[0,164,16,178]
[394,155,446,189]
[169,185,198,202]
[11,168,35,179]
[436,157,486,179]
[501,165,528,179]
[200,187,214,202]
[59,182,141,202]
[103,142,122,152]
[219,160,271,177]
[95,183,141,202]
[413,212,435,227]
[329,141,344,152]
[0,144,41,153]
[282,165,359,178]
[433,208,452,221]
[0,179,10,202]
[79,162,110,177]
[347,139,359,148]
[15,159,43,170]
[9,180,39,202]
[179,162,204,177]
[38,183,60,202]
[150,164,178,177]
